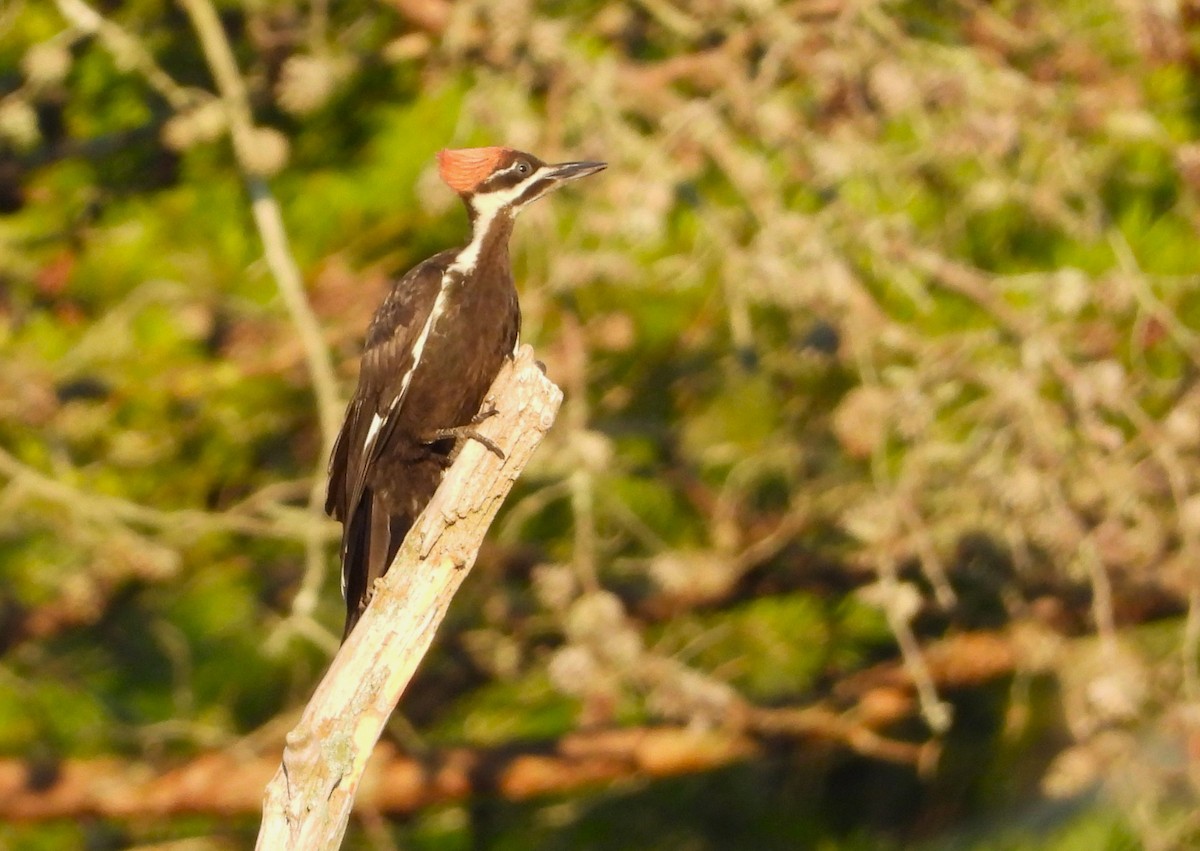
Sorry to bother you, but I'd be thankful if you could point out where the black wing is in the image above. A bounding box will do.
[326,250,455,635]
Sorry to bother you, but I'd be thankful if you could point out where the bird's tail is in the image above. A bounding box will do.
[341,494,415,640]
[340,456,445,640]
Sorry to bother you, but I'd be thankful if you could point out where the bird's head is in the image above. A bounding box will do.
[437,147,606,221]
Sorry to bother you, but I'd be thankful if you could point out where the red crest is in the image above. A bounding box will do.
[437,147,508,193]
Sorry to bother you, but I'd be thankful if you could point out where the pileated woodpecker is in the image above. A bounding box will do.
[326,147,605,637]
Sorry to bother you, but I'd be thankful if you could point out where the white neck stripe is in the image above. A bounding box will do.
[450,165,557,273]
[451,196,503,274]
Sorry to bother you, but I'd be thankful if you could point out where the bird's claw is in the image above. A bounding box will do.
[473,403,499,425]
[421,424,505,460]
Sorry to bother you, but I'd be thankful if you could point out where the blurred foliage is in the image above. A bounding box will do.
[3,0,1200,848]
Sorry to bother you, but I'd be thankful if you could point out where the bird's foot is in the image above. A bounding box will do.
[472,402,499,425]
[421,423,505,460]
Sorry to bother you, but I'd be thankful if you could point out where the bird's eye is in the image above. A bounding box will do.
[516,161,530,175]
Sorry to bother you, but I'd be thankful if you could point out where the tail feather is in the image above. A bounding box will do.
[341,495,374,639]
[341,493,418,640]
[339,454,448,640]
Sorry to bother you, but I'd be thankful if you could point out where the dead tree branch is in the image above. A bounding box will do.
[255,346,563,849]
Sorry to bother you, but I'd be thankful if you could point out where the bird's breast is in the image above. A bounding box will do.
[398,268,520,431]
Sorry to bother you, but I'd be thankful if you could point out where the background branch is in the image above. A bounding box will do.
[0,628,1028,822]
[177,0,345,627]
[54,0,200,110]
[0,446,329,543]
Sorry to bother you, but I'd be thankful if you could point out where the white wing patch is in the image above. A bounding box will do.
[365,411,386,447]
[357,281,453,466]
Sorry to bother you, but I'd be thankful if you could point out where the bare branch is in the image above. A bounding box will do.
[177,0,346,623]
[256,347,563,849]
[54,0,201,110]
[177,0,340,446]
[0,446,332,543]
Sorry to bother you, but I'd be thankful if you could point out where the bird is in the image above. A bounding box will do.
[326,146,606,638]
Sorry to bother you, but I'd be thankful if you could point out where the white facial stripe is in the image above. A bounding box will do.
[514,165,559,206]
